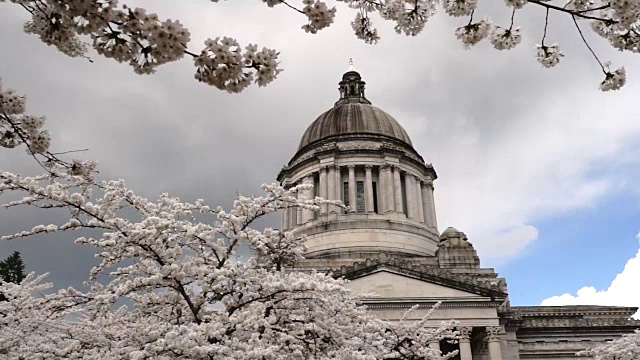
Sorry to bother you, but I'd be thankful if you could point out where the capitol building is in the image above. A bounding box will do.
[276,67,640,360]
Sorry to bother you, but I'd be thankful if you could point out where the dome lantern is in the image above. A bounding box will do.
[336,59,371,106]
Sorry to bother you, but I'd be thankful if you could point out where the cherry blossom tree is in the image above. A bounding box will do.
[0,79,459,358]
[0,0,636,92]
[578,330,640,359]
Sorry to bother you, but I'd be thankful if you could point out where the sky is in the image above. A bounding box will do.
[1,1,640,310]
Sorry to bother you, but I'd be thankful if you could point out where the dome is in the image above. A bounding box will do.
[298,102,413,151]
[297,68,413,151]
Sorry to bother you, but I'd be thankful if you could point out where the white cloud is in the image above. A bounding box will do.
[473,225,539,259]
[541,232,640,318]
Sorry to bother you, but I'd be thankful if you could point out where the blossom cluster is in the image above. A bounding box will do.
[352,12,381,44]
[0,79,50,154]
[3,0,281,92]
[490,27,522,50]
[4,0,640,91]
[578,330,640,360]
[600,65,627,91]
[443,0,477,17]
[535,44,564,68]
[455,17,492,48]
[0,78,97,178]
[301,0,337,34]
[194,38,281,93]
[379,0,438,36]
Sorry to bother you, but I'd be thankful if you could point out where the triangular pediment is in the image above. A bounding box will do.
[332,258,508,299]
[347,270,482,299]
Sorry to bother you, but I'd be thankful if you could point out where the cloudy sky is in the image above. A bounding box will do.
[1,1,640,309]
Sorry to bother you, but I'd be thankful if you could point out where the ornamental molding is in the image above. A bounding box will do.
[338,142,381,152]
[486,326,504,341]
[330,256,508,298]
[365,302,502,309]
[459,327,473,342]
[519,317,640,329]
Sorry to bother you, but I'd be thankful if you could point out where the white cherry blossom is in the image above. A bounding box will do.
[490,26,522,50]
[455,17,492,48]
[443,0,477,17]
[600,65,626,91]
[2,0,640,90]
[578,330,640,359]
[535,43,564,68]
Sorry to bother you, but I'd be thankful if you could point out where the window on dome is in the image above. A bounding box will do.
[343,182,366,213]
[356,181,365,212]
[372,182,378,213]
[343,182,349,208]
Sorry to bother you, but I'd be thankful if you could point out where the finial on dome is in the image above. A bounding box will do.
[348,58,356,71]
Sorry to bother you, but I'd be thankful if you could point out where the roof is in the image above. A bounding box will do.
[297,102,413,151]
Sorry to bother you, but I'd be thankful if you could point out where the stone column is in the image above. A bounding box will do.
[404,172,416,219]
[392,166,403,214]
[365,165,374,213]
[422,177,437,230]
[378,166,387,213]
[296,183,302,225]
[459,327,473,360]
[319,166,328,215]
[415,175,425,223]
[282,206,289,230]
[383,164,395,212]
[348,165,357,212]
[301,174,315,223]
[328,165,336,213]
[486,327,503,360]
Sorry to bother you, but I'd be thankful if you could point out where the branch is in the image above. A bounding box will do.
[528,0,614,22]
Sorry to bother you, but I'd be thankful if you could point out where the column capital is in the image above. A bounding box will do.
[381,163,392,170]
[364,164,373,170]
[347,164,355,170]
[486,326,504,342]
[391,164,401,171]
[422,179,434,188]
[459,327,473,342]
[320,165,329,172]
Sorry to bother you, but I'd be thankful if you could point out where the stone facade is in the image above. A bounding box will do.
[277,69,640,359]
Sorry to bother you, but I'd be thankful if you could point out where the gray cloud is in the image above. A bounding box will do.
[1,1,640,291]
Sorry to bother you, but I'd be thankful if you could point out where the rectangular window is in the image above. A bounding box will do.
[372,182,378,213]
[343,182,349,207]
[356,181,365,212]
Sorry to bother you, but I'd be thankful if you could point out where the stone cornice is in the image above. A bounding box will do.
[363,301,504,309]
[512,305,639,318]
[330,256,508,299]
[518,317,640,329]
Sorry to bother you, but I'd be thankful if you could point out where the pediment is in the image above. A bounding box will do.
[347,270,482,299]
[332,258,508,299]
